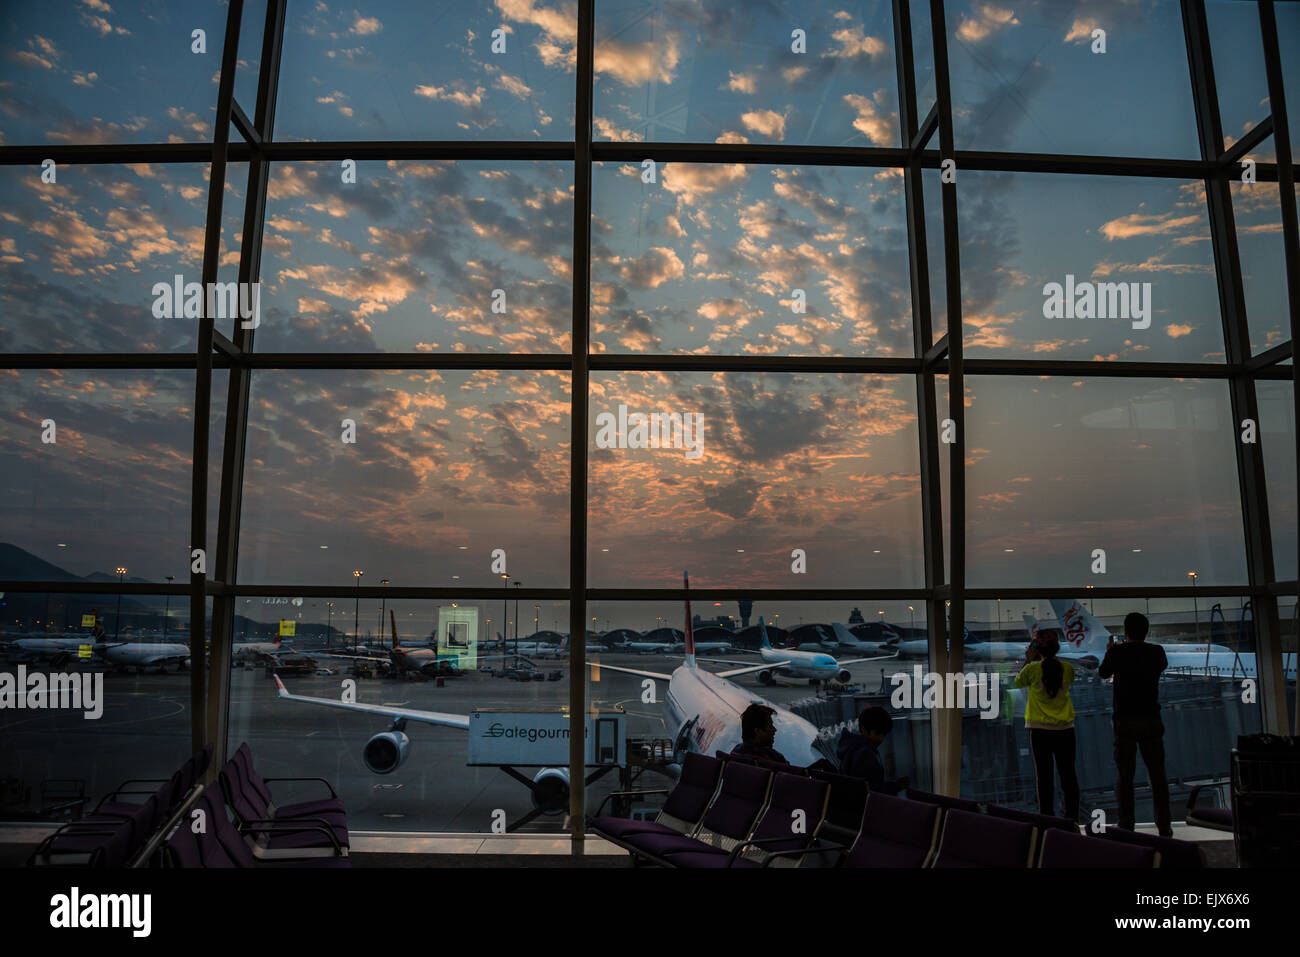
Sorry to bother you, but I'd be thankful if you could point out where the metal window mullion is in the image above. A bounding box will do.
[895,0,949,793]
[1182,0,1285,733]
[187,0,245,757]
[929,0,964,796]
[568,0,594,851]
[1259,0,1300,734]
[208,0,288,775]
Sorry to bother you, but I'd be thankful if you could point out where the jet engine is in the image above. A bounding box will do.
[757,670,774,685]
[363,731,411,774]
[837,669,852,684]
[531,767,570,815]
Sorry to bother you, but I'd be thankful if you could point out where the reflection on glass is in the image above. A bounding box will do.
[964,377,1247,587]
[591,163,911,355]
[588,372,923,588]
[239,370,570,586]
[594,0,898,146]
[255,161,572,352]
[226,597,573,833]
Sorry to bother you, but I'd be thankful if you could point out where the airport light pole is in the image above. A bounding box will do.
[114,567,127,640]
[327,602,334,648]
[501,573,510,666]
[997,598,1002,636]
[379,579,391,641]
[353,570,364,653]
[164,575,174,641]
[908,605,915,634]
[1188,571,1200,645]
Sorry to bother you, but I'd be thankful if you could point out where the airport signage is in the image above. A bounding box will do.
[468,710,627,767]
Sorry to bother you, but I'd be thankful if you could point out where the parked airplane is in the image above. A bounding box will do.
[1048,599,1296,682]
[274,615,567,814]
[95,641,191,672]
[691,616,887,686]
[3,635,96,666]
[793,622,898,656]
[588,575,841,767]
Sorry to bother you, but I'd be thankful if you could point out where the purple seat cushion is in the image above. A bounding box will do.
[665,851,762,869]
[591,817,680,840]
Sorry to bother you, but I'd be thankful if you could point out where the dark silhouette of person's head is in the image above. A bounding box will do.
[1124,612,1149,642]
[741,703,777,746]
[858,705,893,745]
[1034,634,1064,697]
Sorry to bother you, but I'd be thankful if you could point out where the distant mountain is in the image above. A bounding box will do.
[0,543,84,582]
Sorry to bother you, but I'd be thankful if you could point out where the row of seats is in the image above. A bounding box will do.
[28,746,212,868]
[164,742,350,867]
[589,752,1206,868]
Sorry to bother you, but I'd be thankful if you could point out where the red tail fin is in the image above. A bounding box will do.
[683,570,694,658]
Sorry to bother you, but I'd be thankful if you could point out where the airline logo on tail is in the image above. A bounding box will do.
[1049,599,1112,656]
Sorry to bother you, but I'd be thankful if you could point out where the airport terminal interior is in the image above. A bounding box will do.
[1,0,1298,874]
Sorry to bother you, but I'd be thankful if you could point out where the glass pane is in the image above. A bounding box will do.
[1258,380,1296,582]
[0,1,229,146]
[238,370,571,586]
[275,0,575,141]
[0,371,206,582]
[594,0,899,146]
[584,599,934,823]
[587,371,923,588]
[1207,0,1274,164]
[945,0,1199,158]
[590,162,911,355]
[958,594,1263,823]
[964,376,1247,588]
[0,163,215,353]
[0,593,208,821]
[958,172,1223,362]
[228,595,573,833]
[1233,179,1291,356]
[254,161,572,352]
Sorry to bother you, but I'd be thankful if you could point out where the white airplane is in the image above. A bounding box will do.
[691,617,887,686]
[3,635,96,665]
[273,615,568,813]
[589,575,839,768]
[1048,599,1296,682]
[892,624,1031,661]
[232,636,292,662]
[95,641,191,672]
[793,622,898,656]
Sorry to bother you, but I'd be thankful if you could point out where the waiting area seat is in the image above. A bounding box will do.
[592,751,1214,869]
[28,745,212,868]
[163,791,350,868]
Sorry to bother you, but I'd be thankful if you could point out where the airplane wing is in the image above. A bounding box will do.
[718,661,790,679]
[585,661,673,681]
[273,676,470,730]
[837,653,900,665]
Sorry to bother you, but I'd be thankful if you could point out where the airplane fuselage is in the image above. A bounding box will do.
[664,664,823,767]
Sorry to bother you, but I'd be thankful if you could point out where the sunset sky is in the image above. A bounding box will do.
[0,1,1295,611]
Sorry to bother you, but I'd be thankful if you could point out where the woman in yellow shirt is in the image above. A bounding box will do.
[1014,635,1080,822]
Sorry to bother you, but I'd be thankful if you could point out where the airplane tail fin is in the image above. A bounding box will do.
[1050,599,1112,656]
[758,615,772,650]
[390,610,399,649]
[683,571,695,667]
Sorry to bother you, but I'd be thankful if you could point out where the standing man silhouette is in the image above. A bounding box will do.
[1099,611,1172,837]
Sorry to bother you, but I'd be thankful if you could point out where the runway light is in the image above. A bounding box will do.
[1004,548,1014,553]
[57,543,67,548]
